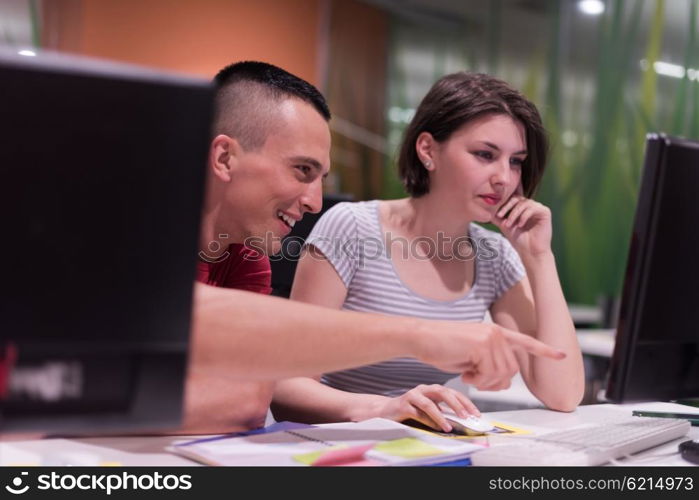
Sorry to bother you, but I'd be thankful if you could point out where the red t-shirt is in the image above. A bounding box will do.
[196,244,272,295]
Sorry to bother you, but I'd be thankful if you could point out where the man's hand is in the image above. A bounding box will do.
[416,321,565,390]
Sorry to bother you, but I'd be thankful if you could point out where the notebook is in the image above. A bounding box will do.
[169,418,485,466]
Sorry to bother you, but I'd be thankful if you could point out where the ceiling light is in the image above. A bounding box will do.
[639,59,699,81]
[18,49,36,57]
[578,0,605,15]
[654,61,686,79]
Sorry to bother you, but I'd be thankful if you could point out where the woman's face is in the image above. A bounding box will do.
[427,113,527,223]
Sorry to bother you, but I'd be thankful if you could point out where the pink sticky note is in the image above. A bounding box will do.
[311,443,379,466]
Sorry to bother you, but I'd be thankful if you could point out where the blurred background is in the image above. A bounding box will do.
[2,0,697,313]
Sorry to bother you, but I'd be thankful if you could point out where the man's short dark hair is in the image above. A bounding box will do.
[213,61,330,150]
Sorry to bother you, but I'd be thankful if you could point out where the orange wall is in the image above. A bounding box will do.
[44,0,322,84]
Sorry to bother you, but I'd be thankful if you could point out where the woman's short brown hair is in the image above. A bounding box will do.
[398,72,548,198]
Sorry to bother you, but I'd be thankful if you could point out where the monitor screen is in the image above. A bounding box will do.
[0,50,213,433]
[606,133,699,403]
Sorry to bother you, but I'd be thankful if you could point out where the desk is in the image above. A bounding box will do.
[577,328,615,358]
[576,328,615,403]
[1,403,697,466]
[569,304,604,327]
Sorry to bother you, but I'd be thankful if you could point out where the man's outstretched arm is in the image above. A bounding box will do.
[190,282,566,385]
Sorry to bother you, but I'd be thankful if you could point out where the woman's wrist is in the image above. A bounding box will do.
[347,394,389,422]
[520,249,556,269]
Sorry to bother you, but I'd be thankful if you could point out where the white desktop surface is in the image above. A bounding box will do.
[576,328,615,357]
[1,404,696,466]
[569,304,603,325]
[0,434,198,466]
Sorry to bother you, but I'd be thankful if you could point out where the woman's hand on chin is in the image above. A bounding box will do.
[492,193,553,259]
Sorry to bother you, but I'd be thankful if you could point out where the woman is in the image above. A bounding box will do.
[272,72,584,432]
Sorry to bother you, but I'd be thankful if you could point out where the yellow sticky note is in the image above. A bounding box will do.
[293,445,347,465]
[293,450,325,466]
[373,438,444,458]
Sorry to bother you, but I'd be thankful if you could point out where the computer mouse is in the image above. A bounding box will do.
[679,439,699,464]
[444,414,495,435]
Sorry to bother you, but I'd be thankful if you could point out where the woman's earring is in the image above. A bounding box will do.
[423,160,432,168]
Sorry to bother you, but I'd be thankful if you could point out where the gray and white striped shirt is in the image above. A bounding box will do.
[305,200,525,397]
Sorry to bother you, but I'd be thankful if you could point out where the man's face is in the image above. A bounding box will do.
[221,99,331,255]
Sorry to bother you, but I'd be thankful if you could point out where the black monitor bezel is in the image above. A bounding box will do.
[0,50,212,434]
[606,133,699,403]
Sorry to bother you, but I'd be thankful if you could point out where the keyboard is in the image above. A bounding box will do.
[470,416,691,466]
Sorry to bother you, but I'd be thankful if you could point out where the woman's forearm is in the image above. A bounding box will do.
[522,252,585,411]
[272,377,387,424]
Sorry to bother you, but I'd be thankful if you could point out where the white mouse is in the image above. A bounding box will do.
[443,414,495,435]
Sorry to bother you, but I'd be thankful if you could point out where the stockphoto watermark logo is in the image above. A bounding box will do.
[198,233,233,263]
[5,472,29,495]
[3,471,192,496]
[217,232,501,266]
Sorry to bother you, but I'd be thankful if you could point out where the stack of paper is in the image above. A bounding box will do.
[170,418,485,466]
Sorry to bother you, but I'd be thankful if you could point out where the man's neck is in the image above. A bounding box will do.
[198,207,238,261]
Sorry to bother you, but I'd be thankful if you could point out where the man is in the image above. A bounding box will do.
[186,61,330,431]
[184,61,566,434]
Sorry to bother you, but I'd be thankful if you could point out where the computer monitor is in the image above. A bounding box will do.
[270,193,353,298]
[0,50,213,433]
[606,133,699,403]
